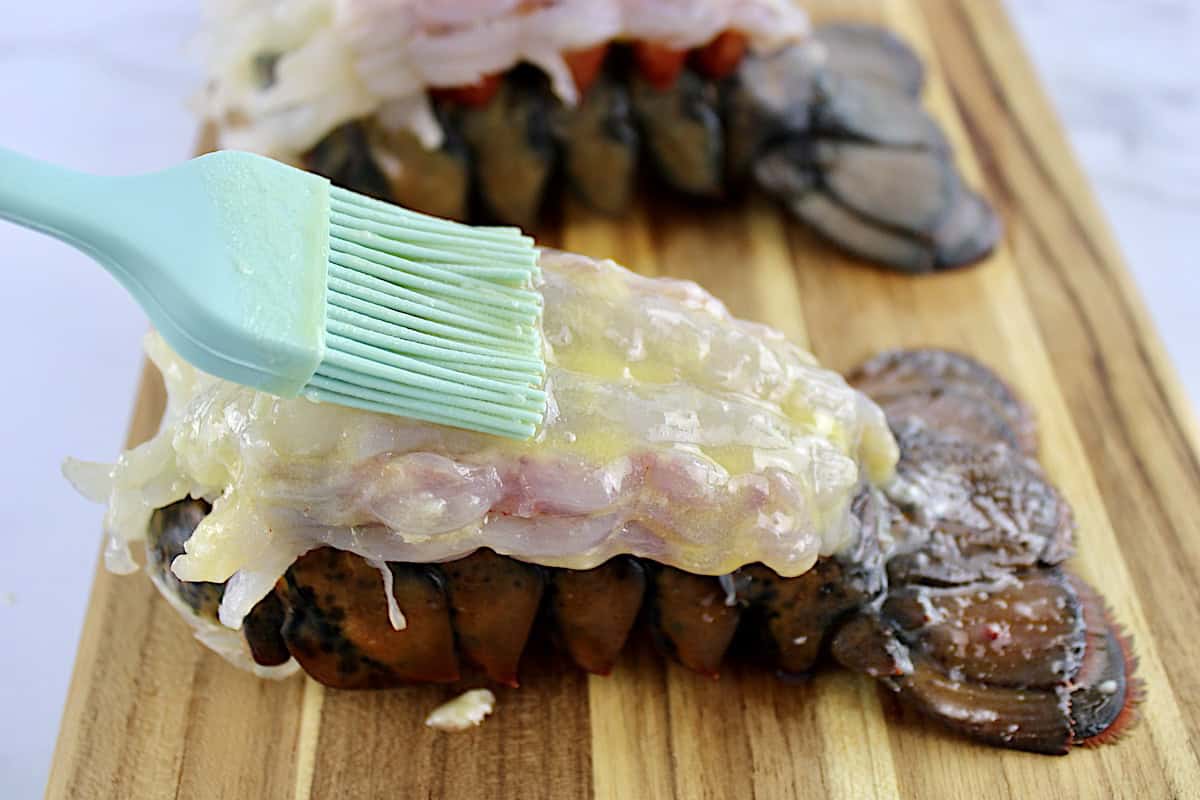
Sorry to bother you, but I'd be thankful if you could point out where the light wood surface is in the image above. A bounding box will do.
[46,1,1200,798]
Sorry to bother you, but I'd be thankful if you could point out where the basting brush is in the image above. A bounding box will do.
[0,147,545,438]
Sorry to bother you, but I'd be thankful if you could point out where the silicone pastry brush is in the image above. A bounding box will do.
[0,148,545,438]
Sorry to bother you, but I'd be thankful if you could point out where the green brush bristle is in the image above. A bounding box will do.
[303,186,546,439]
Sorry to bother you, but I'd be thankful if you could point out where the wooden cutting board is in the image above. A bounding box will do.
[46,1,1200,798]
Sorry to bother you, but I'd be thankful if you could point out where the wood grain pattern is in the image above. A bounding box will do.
[47,2,1200,798]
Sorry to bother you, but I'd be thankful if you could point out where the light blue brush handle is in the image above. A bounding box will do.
[0,146,179,331]
[0,147,206,295]
[0,146,547,439]
[0,148,111,243]
[0,146,328,395]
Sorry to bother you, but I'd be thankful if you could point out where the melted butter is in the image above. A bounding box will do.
[699,444,757,476]
[553,346,681,387]
[552,426,636,465]
[626,358,678,385]
[554,346,633,382]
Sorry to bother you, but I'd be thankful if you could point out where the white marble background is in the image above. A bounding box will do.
[0,1,1196,796]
